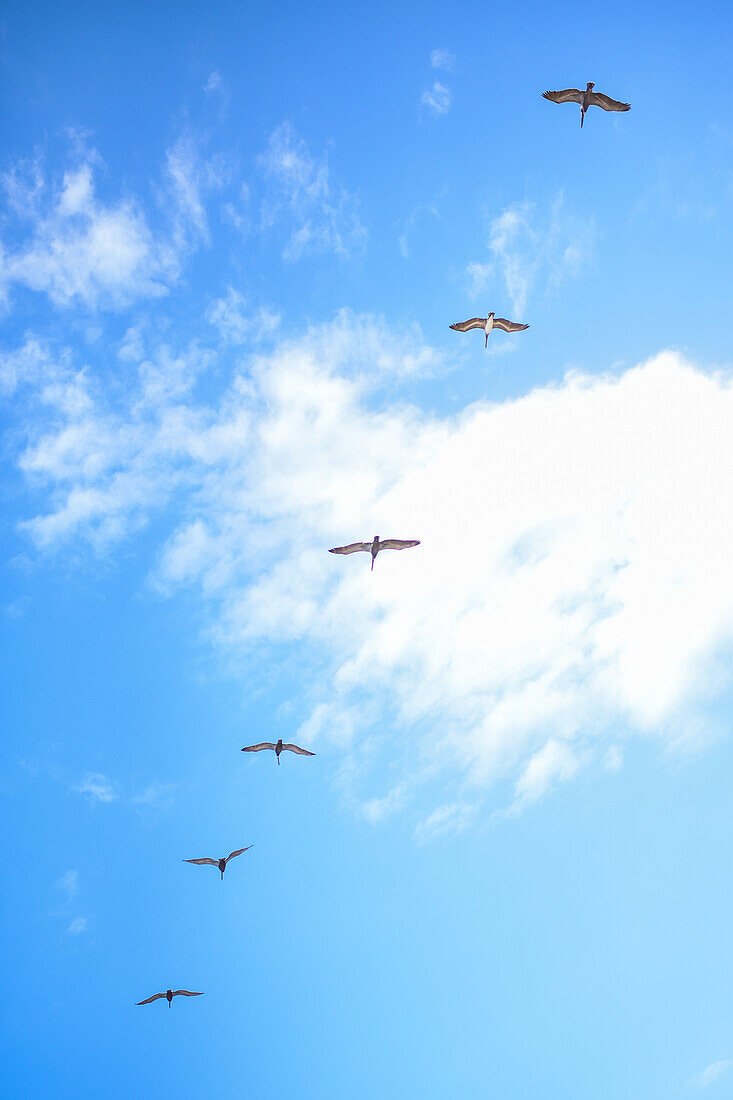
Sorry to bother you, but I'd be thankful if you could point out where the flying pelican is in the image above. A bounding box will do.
[542,82,631,128]
[329,536,421,571]
[136,989,203,1007]
[184,846,253,880]
[450,313,529,348]
[241,738,315,765]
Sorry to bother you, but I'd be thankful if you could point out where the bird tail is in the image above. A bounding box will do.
[580,110,584,128]
[220,869,224,880]
[484,332,488,348]
[371,557,374,571]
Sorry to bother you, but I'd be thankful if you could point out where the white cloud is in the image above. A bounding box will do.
[56,870,79,899]
[67,916,88,935]
[430,48,455,72]
[9,314,733,824]
[416,802,474,842]
[0,137,228,311]
[468,195,594,316]
[421,82,452,116]
[690,1061,731,1088]
[206,288,280,344]
[0,161,175,309]
[258,122,366,261]
[74,773,118,803]
[204,71,223,93]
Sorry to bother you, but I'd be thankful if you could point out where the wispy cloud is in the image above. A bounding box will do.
[258,122,366,261]
[430,48,455,72]
[416,803,474,842]
[398,202,440,259]
[206,288,280,344]
[67,916,88,935]
[467,195,594,316]
[689,1061,731,1088]
[0,136,229,312]
[74,772,118,803]
[8,314,733,825]
[421,82,452,116]
[56,870,79,899]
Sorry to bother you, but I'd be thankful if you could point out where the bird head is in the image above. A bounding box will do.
[488,311,495,318]
[373,535,379,543]
[586,82,595,90]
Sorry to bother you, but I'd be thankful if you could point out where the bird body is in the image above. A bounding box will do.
[136,989,203,1007]
[184,846,253,879]
[241,738,315,764]
[450,312,529,348]
[542,82,630,128]
[329,535,421,570]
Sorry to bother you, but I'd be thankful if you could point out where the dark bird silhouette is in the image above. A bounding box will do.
[184,846,253,880]
[542,82,630,128]
[241,738,315,765]
[450,312,529,348]
[329,535,420,571]
[136,989,203,1008]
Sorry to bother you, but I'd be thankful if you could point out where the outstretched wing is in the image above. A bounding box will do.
[543,88,583,104]
[136,992,165,1005]
[184,857,219,866]
[329,543,371,555]
[241,743,276,752]
[450,318,486,332]
[589,91,630,113]
[378,539,421,551]
[281,743,316,756]
[492,318,529,333]
[171,990,204,998]
[225,846,253,863]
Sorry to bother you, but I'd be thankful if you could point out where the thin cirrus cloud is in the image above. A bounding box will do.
[258,122,367,262]
[689,1061,731,1089]
[430,48,455,72]
[467,194,595,316]
[421,82,452,116]
[9,310,733,828]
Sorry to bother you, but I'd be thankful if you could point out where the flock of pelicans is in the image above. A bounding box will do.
[135,78,631,1009]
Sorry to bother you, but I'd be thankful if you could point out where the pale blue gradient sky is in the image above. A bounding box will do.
[3,2,733,1097]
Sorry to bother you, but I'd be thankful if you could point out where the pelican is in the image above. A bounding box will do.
[184,846,253,880]
[241,738,315,765]
[136,989,203,1007]
[450,313,529,348]
[329,536,421,571]
[542,82,631,128]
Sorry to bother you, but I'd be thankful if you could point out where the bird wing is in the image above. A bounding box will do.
[378,539,421,551]
[241,743,276,752]
[171,990,204,998]
[281,743,316,756]
[329,542,371,555]
[542,88,584,104]
[225,846,253,863]
[449,318,486,332]
[136,992,165,1005]
[589,91,630,112]
[491,318,530,333]
[184,858,219,866]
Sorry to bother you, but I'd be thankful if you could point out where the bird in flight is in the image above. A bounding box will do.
[329,535,421,571]
[136,989,203,1007]
[542,82,631,128]
[241,738,315,765]
[450,312,529,348]
[184,846,253,880]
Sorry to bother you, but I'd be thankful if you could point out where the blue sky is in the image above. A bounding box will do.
[3,0,733,1096]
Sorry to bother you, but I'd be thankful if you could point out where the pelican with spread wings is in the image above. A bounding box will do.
[542,82,631,128]
[329,535,421,571]
[184,846,253,880]
[136,989,203,1008]
[450,312,529,348]
[241,738,315,765]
